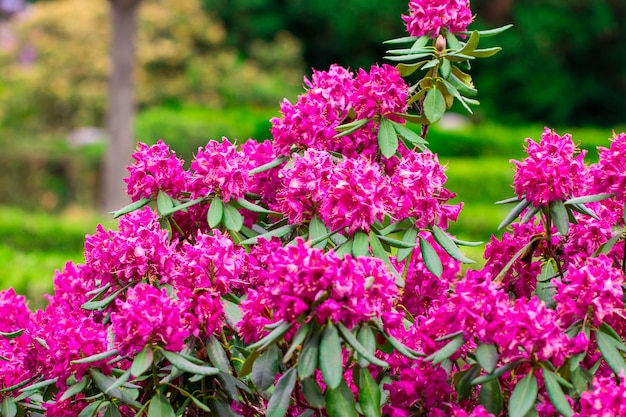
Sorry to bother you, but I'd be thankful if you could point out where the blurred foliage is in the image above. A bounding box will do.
[0,0,304,130]
[203,0,626,127]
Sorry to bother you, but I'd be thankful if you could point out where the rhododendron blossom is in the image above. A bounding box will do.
[403,0,474,38]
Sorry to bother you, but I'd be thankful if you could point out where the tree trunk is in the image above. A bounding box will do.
[100,0,141,213]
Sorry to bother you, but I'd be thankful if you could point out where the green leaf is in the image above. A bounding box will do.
[468,47,502,58]
[103,405,122,417]
[1,397,17,417]
[223,202,243,232]
[103,369,131,396]
[320,323,343,390]
[383,35,418,44]
[471,360,525,385]
[425,333,464,364]
[78,401,107,417]
[357,325,378,368]
[0,329,23,339]
[369,231,402,285]
[326,380,358,417]
[18,377,58,393]
[378,118,399,158]
[71,349,119,364]
[156,190,175,214]
[337,322,388,368]
[89,369,141,408]
[549,200,570,236]
[358,367,381,417]
[439,57,451,78]
[59,377,89,401]
[207,197,224,228]
[396,61,426,77]
[445,31,463,50]
[302,378,325,409]
[284,323,311,364]
[111,198,151,219]
[237,197,278,215]
[396,227,418,262]
[249,155,287,175]
[253,345,279,391]
[148,393,175,417]
[457,30,480,54]
[298,328,322,379]
[475,343,498,374]
[160,350,221,376]
[455,364,480,401]
[431,225,475,264]
[567,202,599,220]
[248,321,293,352]
[393,112,429,125]
[335,118,371,137]
[391,121,427,145]
[543,369,574,417]
[81,287,125,311]
[352,231,370,258]
[594,232,623,256]
[509,373,538,417]
[423,87,446,123]
[159,196,205,216]
[478,378,503,416]
[498,198,530,230]
[565,193,614,205]
[420,236,442,278]
[459,24,513,37]
[376,233,418,249]
[521,204,541,224]
[267,368,297,417]
[130,346,153,377]
[495,196,523,205]
[223,298,242,329]
[206,335,231,373]
[595,329,626,375]
[536,262,556,308]
[240,224,296,245]
[309,215,329,249]
[375,324,424,360]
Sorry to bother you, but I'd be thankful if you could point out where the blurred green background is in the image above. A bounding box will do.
[0,0,624,305]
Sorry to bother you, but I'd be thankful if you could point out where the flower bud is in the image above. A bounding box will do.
[436,35,446,53]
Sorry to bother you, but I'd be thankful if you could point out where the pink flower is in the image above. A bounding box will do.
[241,139,283,205]
[554,255,624,327]
[111,283,191,356]
[45,262,96,311]
[0,288,31,333]
[320,156,394,234]
[124,140,190,201]
[351,64,408,119]
[511,128,588,207]
[590,132,626,202]
[403,0,474,38]
[574,373,626,417]
[190,138,250,202]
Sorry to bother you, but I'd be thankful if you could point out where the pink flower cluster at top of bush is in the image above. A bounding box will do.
[512,127,587,207]
[403,0,474,38]
[591,132,626,202]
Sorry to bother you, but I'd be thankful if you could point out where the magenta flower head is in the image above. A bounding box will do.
[352,64,408,120]
[111,283,191,356]
[591,132,626,202]
[0,288,31,333]
[574,372,626,417]
[403,0,474,38]
[125,140,190,201]
[190,138,251,202]
[511,128,587,207]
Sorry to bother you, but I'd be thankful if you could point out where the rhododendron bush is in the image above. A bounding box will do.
[3,2,626,417]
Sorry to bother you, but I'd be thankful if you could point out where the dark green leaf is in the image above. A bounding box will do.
[431,225,475,264]
[357,325,377,368]
[498,198,530,230]
[223,298,242,329]
[375,324,423,359]
[267,368,297,417]
[521,204,541,224]
[90,369,141,408]
[358,367,381,417]
[455,364,480,401]
[81,287,125,311]
[148,393,175,417]
[156,190,175,214]
[302,378,325,409]
[103,405,122,417]
[335,118,371,137]
[567,202,599,220]
[320,323,343,390]
[223,203,243,232]
[18,377,57,393]
[337,323,388,368]
[594,232,623,256]
[247,321,293,352]
[393,112,429,125]
[495,196,522,205]
[103,369,131,396]
[59,377,89,401]
[284,323,311,364]
[207,197,224,229]
[420,237,442,278]
[549,200,570,236]
[595,329,626,375]
[471,360,525,385]
[475,343,498,374]
[78,401,106,417]
[543,369,574,417]
[0,329,23,339]
[249,155,287,175]
[536,263,556,308]
[71,349,119,364]
[352,231,370,258]
[309,215,329,249]
[509,373,538,417]
[130,346,153,377]
[159,196,205,216]
[298,328,321,379]
[161,350,220,376]
[237,198,278,215]
[423,87,446,123]
[376,233,418,249]
[326,380,358,417]
[452,237,484,247]
[439,57,451,78]
[425,333,464,364]
[378,118,398,158]
[478,378,503,416]
[240,224,296,245]
[253,345,279,391]
[111,198,151,219]
[391,121,427,145]
[396,227,418,262]
[206,335,231,373]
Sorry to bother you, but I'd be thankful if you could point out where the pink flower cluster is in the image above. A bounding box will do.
[591,132,626,202]
[574,373,626,417]
[403,0,474,38]
[512,128,587,207]
[271,64,408,159]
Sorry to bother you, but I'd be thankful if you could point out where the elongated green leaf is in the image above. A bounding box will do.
[78,400,106,417]
[298,329,322,379]
[543,369,574,417]
[267,368,297,417]
[352,231,370,258]
[468,47,502,58]
[326,380,358,417]
[18,377,57,393]
[103,405,122,417]
[457,30,480,54]
[156,190,175,214]
[358,367,381,417]
[475,343,498,374]
[1,397,17,417]
[425,333,465,364]
[320,324,343,390]
[452,237,484,247]
[595,330,626,375]
[495,196,522,205]
[223,203,243,232]
[239,349,261,379]
[471,360,525,385]
[393,112,429,125]
[565,193,614,206]
[309,215,329,249]
[423,87,445,123]
[159,196,205,216]
[236,198,278,215]
[455,364,480,401]
[549,200,570,236]
[375,324,423,359]
[89,370,141,408]
[161,350,220,376]
[253,345,279,391]
[247,321,293,352]
[0,329,23,339]
[130,346,153,377]
[459,24,513,37]
[148,393,175,417]
[206,335,231,373]
[337,322,388,368]
[520,204,541,224]
[478,378,503,416]
[396,61,426,77]
[567,202,600,220]
[335,118,371,137]
[509,373,538,417]
[498,198,530,230]
[249,155,287,175]
[420,237,442,278]
[81,288,125,311]
[302,378,325,409]
[378,118,398,158]
[284,323,311,364]
[223,298,242,329]
[207,197,223,228]
[71,349,119,364]
[59,377,89,401]
[396,227,418,262]
[104,369,131,396]
[391,121,427,145]
[431,225,475,264]
[240,224,296,245]
[111,198,151,219]
[376,233,417,249]
[383,35,418,44]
